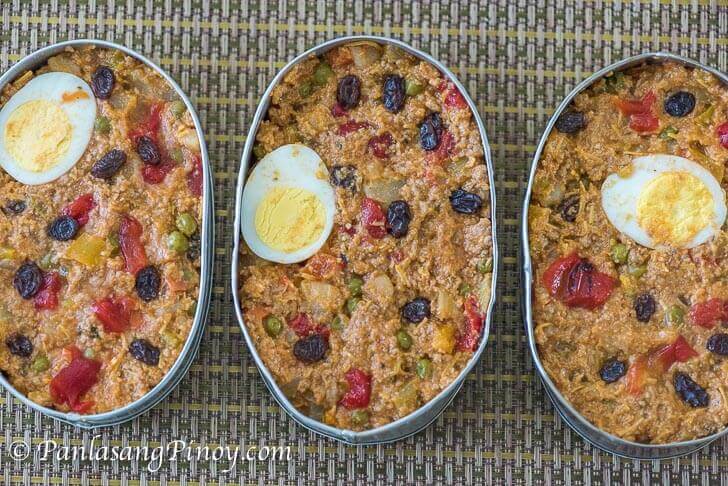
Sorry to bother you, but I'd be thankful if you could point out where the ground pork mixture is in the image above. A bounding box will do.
[239,41,493,430]
[530,61,728,443]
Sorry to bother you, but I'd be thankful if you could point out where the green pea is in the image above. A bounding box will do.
[604,72,624,93]
[313,62,334,86]
[405,79,424,96]
[477,258,493,274]
[94,116,111,134]
[610,243,629,265]
[253,144,266,160]
[459,283,471,296]
[346,297,361,315]
[416,358,433,379]
[170,147,184,163]
[39,252,55,270]
[176,213,198,236]
[298,80,313,98]
[83,348,95,359]
[659,126,678,141]
[108,233,120,256]
[351,410,369,425]
[263,315,283,337]
[347,276,364,297]
[331,315,347,330]
[167,231,189,253]
[627,263,647,278]
[667,305,685,325]
[162,330,181,347]
[31,355,50,372]
[396,329,413,350]
[170,100,186,118]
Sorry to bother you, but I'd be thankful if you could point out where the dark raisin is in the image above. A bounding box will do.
[330,165,358,191]
[449,189,483,215]
[186,233,200,261]
[135,265,161,302]
[5,334,32,357]
[707,333,728,356]
[664,91,696,117]
[13,261,42,299]
[2,199,26,216]
[401,297,431,324]
[382,75,406,113]
[558,195,580,222]
[419,112,443,151]
[47,215,79,241]
[91,149,127,179]
[91,66,115,100]
[129,339,160,366]
[337,75,361,110]
[673,372,709,407]
[599,359,626,383]
[293,334,328,364]
[634,293,656,322]
[555,110,586,134]
[386,200,411,238]
[136,136,161,165]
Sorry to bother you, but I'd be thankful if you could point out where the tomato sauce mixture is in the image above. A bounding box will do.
[0,47,203,413]
[239,42,493,430]
[530,62,728,443]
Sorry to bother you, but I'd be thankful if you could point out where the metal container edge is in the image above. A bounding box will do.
[231,35,499,445]
[521,52,728,459]
[0,39,214,429]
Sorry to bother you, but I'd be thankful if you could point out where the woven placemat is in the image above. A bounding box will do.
[1,1,727,484]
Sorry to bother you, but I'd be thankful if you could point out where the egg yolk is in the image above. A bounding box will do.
[4,100,72,172]
[637,171,715,247]
[254,187,326,253]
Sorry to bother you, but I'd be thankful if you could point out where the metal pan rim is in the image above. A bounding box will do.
[521,51,728,458]
[0,39,214,428]
[231,35,498,444]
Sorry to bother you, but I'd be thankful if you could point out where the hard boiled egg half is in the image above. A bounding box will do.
[241,144,336,263]
[601,154,727,249]
[0,72,96,185]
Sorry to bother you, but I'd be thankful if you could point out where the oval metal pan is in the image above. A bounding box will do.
[232,35,499,444]
[0,39,214,428]
[521,52,728,459]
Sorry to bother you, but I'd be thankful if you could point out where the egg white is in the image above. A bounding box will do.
[601,154,727,249]
[241,144,336,264]
[0,72,96,185]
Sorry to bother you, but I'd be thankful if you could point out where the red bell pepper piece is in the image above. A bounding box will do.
[62,193,95,227]
[360,197,387,239]
[367,133,394,159]
[331,102,348,118]
[129,103,178,184]
[337,120,371,136]
[288,313,330,340]
[456,296,484,352]
[91,296,137,333]
[338,368,372,409]
[187,154,204,197]
[627,335,698,395]
[119,215,147,275]
[690,298,728,329]
[34,272,63,310]
[50,346,101,412]
[542,253,616,309]
[718,122,728,149]
[615,91,659,133]
[443,83,468,109]
[303,253,341,280]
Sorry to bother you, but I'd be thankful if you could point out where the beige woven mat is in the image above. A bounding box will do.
[1,1,727,484]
